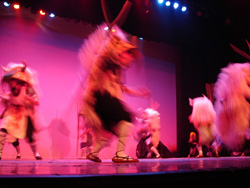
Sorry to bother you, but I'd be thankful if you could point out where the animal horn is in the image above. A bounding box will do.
[101,0,112,28]
[1,65,9,72]
[246,40,250,52]
[230,43,250,61]
[109,1,132,28]
[101,0,133,29]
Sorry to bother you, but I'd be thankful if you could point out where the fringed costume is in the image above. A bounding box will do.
[0,62,42,160]
[143,108,161,158]
[79,24,148,162]
[214,63,250,153]
[189,95,216,157]
[135,108,172,158]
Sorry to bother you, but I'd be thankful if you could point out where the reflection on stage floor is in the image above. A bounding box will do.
[1,157,250,187]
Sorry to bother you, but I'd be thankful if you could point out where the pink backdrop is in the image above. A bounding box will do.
[0,6,178,159]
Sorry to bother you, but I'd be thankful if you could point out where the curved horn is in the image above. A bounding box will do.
[230,43,250,61]
[246,40,250,52]
[101,0,133,29]
[101,0,112,28]
[109,0,133,28]
[21,60,27,72]
[1,65,9,72]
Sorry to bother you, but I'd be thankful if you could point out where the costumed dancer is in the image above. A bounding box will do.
[189,95,216,157]
[187,132,199,157]
[135,107,172,158]
[212,40,250,155]
[140,108,161,158]
[79,24,150,162]
[214,62,250,155]
[0,61,42,160]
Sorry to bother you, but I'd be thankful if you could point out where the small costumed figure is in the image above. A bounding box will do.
[189,95,216,157]
[187,132,199,157]
[0,61,42,160]
[79,24,150,162]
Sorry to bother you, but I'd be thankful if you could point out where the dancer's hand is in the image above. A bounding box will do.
[138,86,151,98]
[123,85,151,98]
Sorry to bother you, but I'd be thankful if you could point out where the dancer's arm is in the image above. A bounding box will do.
[122,85,151,98]
[20,85,39,106]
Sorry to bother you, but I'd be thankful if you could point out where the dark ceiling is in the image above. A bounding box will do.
[3,0,250,45]
[1,0,250,67]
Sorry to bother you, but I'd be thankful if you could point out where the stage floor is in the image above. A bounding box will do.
[1,157,250,187]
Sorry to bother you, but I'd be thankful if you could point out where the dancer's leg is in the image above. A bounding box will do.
[29,142,42,160]
[87,128,109,162]
[0,129,7,160]
[113,121,136,156]
[150,145,161,158]
[26,116,42,160]
[12,139,21,159]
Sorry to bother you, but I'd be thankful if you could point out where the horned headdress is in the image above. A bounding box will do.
[1,61,40,97]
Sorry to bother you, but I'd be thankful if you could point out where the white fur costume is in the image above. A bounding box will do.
[144,109,161,146]
[189,95,216,156]
[143,108,161,158]
[214,63,250,152]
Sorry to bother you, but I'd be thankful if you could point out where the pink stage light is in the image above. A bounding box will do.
[39,10,46,16]
[13,3,20,10]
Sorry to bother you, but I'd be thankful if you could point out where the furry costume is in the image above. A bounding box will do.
[214,63,250,152]
[189,95,216,157]
[135,108,172,158]
[143,108,161,158]
[79,24,138,129]
[79,24,144,162]
[0,62,42,160]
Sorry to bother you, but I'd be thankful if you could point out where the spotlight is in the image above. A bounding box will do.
[139,37,143,40]
[49,13,55,18]
[3,2,10,7]
[173,2,179,9]
[39,10,46,16]
[165,1,171,6]
[181,6,187,12]
[13,3,20,9]
[104,26,109,31]
[158,0,164,4]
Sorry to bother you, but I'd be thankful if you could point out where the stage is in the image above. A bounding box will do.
[1,157,250,187]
